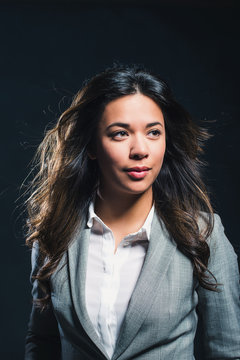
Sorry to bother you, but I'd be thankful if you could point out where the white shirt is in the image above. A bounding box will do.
[85,202,154,358]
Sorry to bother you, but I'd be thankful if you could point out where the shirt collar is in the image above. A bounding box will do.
[87,201,154,241]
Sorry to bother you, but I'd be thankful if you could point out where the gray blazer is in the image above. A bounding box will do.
[25,213,240,360]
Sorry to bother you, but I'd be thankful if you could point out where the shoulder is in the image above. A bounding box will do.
[206,213,235,252]
[199,212,238,274]
[30,241,41,280]
[198,212,232,246]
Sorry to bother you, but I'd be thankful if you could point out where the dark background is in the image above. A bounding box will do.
[1,1,239,358]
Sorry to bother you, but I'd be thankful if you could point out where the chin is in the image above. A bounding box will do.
[121,185,153,196]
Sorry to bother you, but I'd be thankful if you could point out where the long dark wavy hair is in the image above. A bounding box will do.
[25,63,217,309]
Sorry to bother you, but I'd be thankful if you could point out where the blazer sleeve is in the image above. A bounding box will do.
[196,214,240,359]
[25,242,61,360]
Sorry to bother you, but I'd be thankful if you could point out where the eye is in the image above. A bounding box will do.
[148,129,161,138]
[110,130,129,140]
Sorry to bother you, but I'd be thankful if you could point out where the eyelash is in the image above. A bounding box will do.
[110,129,161,139]
[112,130,128,138]
[148,129,161,137]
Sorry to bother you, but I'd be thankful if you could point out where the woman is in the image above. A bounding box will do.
[24,64,240,359]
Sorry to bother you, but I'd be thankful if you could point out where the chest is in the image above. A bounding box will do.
[50,244,198,330]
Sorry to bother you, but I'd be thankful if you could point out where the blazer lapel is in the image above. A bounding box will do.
[67,219,110,359]
[112,212,177,360]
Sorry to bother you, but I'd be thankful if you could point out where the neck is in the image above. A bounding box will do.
[94,186,153,229]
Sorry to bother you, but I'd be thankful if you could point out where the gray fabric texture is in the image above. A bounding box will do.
[25,213,240,360]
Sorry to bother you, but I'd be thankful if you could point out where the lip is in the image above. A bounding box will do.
[126,166,151,172]
[125,166,151,180]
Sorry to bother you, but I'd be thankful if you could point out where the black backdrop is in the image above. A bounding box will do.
[0,1,239,359]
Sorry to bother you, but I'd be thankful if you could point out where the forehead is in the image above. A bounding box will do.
[100,93,164,126]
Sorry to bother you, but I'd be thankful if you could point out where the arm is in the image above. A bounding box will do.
[25,242,61,360]
[197,214,240,359]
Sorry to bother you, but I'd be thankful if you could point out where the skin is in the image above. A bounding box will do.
[92,93,166,251]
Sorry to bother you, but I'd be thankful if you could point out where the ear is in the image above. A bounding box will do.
[87,151,97,160]
[87,140,97,160]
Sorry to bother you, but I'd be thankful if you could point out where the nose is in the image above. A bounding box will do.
[129,135,149,160]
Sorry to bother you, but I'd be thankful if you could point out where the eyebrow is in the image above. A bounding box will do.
[106,121,163,130]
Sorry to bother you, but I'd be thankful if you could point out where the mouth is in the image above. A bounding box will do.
[125,166,151,180]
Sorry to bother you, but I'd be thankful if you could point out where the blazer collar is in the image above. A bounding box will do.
[67,210,177,360]
[112,211,177,360]
[67,220,110,359]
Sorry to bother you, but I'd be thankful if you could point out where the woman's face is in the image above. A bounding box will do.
[94,93,166,197]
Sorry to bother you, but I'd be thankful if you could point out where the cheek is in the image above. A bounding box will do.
[97,143,124,169]
[153,143,166,164]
